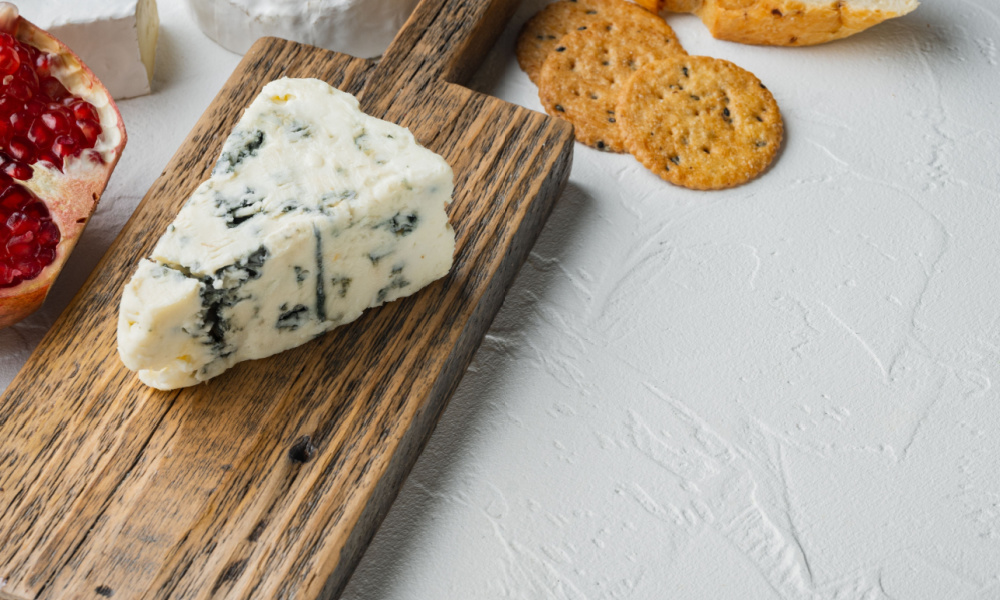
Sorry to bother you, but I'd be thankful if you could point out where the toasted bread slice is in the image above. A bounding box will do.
[643,0,918,46]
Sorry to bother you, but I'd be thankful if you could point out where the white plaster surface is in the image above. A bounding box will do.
[2,0,1000,598]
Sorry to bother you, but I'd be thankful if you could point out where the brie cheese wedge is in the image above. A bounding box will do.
[20,0,159,100]
[118,77,455,390]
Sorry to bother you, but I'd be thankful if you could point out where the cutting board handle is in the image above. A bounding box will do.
[365,0,521,93]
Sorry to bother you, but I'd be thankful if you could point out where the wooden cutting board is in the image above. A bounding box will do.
[0,0,573,597]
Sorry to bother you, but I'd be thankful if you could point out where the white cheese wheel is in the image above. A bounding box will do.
[186,0,421,58]
[19,0,159,100]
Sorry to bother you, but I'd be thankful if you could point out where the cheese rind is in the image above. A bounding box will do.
[20,0,159,99]
[186,0,419,58]
[117,78,455,390]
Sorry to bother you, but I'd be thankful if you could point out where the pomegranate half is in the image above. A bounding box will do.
[0,2,126,328]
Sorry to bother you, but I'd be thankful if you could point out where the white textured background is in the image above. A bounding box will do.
[5,1,1000,598]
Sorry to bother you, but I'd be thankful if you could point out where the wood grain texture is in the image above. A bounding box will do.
[0,0,574,597]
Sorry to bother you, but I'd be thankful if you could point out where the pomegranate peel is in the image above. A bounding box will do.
[0,2,127,328]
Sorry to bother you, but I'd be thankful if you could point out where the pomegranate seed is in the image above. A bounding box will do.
[3,161,32,180]
[6,241,30,258]
[7,136,32,162]
[15,63,36,86]
[7,211,32,234]
[9,111,30,135]
[37,221,59,246]
[27,119,51,146]
[0,97,19,118]
[37,246,55,263]
[53,135,76,157]
[14,257,41,278]
[38,77,67,101]
[9,232,34,249]
[12,45,30,68]
[34,54,51,76]
[36,150,61,170]
[24,99,43,116]
[6,80,31,102]
[0,46,19,77]
[76,118,101,146]
[70,101,98,122]
[0,264,13,285]
[41,111,69,133]
[0,186,27,209]
[22,199,49,220]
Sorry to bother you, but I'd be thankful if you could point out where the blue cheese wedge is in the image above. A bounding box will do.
[118,77,455,390]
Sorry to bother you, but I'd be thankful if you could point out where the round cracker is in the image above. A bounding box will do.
[538,25,685,152]
[516,0,683,84]
[617,55,783,189]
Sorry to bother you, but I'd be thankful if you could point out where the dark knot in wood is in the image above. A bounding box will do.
[289,435,317,463]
